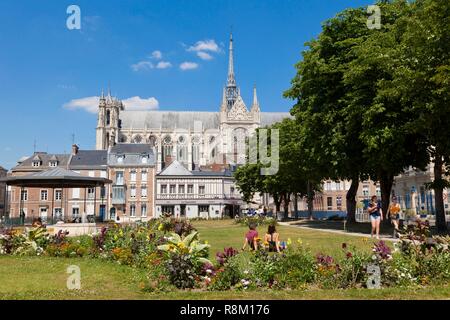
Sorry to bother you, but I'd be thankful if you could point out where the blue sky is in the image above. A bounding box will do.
[0,0,373,169]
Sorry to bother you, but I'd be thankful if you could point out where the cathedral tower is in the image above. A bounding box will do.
[96,90,124,150]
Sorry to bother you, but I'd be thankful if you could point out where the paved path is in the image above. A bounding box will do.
[279,222,399,242]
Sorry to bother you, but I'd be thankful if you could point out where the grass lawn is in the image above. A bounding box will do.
[0,220,449,300]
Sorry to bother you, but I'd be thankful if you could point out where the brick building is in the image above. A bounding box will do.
[108,144,156,222]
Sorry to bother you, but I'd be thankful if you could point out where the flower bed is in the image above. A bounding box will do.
[1,219,449,293]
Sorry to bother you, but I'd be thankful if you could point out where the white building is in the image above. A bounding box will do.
[155,160,243,219]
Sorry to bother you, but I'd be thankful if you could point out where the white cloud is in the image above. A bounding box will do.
[179,62,199,71]
[197,51,213,60]
[122,96,159,111]
[131,61,154,72]
[156,61,172,69]
[63,96,99,114]
[63,96,159,114]
[187,39,220,53]
[151,50,162,59]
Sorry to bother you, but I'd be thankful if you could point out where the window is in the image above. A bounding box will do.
[130,204,136,217]
[40,190,48,201]
[130,170,137,182]
[327,197,333,210]
[142,156,149,164]
[170,185,176,194]
[230,187,235,197]
[100,171,107,178]
[21,190,28,201]
[141,204,147,217]
[72,188,80,199]
[363,185,369,197]
[32,161,41,167]
[87,188,95,199]
[117,155,124,164]
[54,208,63,220]
[336,196,343,209]
[178,185,185,194]
[376,186,381,197]
[72,207,80,218]
[326,181,332,191]
[130,185,136,198]
[187,185,194,194]
[49,161,58,167]
[199,205,209,213]
[55,190,62,201]
[116,172,124,185]
[141,170,148,181]
[141,185,147,198]
[100,187,106,198]
[161,185,167,194]
[199,186,205,195]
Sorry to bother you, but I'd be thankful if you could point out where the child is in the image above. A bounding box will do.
[242,223,259,251]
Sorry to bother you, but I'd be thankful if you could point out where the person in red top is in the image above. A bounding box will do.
[242,223,259,251]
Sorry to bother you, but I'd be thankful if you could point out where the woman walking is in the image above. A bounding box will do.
[387,196,401,238]
[368,195,383,239]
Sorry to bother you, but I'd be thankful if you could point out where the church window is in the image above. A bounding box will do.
[148,135,157,147]
[106,110,111,126]
[119,135,127,143]
[133,135,143,144]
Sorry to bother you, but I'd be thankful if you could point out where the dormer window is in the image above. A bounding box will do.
[117,154,125,164]
[32,161,41,167]
[141,154,149,164]
[49,161,58,167]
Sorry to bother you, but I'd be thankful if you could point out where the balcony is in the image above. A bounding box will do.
[112,185,126,205]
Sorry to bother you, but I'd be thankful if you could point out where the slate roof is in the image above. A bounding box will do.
[69,150,108,169]
[0,167,112,187]
[158,160,233,178]
[120,110,291,130]
[12,153,71,171]
[108,144,156,166]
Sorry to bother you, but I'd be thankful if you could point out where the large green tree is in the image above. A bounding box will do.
[285,6,375,222]
[381,0,450,231]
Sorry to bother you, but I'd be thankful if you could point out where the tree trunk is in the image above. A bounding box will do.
[283,193,291,220]
[346,177,359,223]
[294,193,299,219]
[433,155,448,232]
[379,171,394,225]
[307,181,314,220]
[273,194,281,213]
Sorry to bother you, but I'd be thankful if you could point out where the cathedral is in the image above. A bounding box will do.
[95,34,289,172]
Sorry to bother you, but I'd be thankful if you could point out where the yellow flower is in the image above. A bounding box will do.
[297,238,303,246]
[362,238,369,244]
[178,242,186,249]
[204,240,209,245]
[287,238,292,246]
[158,224,164,231]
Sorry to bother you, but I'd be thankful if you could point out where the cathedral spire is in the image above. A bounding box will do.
[227,32,235,87]
[253,85,258,106]
[225,32,239,110]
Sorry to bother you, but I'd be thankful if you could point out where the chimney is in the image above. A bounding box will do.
[72,144,79,155]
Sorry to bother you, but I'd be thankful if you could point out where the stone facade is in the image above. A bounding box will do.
[107,144,156,222]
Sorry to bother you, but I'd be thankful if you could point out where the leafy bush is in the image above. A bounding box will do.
[235,216,277,227]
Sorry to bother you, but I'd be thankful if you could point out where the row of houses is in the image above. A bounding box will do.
[2,142,446,224]
[3,144,244,223]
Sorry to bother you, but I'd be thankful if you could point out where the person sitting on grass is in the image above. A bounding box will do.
[264,225,281,253]
[242,223,259,251]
